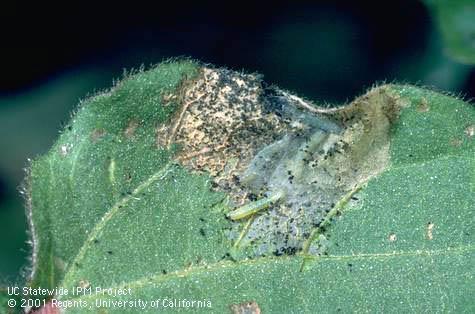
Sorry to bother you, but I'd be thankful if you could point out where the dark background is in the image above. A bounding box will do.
[1,1,474,283]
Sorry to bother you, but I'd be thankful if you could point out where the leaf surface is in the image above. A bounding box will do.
[17,61,475,313]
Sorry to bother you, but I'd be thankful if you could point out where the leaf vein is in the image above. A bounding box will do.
[60,161,175,288]
[65,245,473,301]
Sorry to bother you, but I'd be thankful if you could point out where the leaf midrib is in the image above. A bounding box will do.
[62,244,473,302]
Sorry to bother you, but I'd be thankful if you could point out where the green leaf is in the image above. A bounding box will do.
[426,0,475,64]
[27,60,229,285]
[15,61,475,313]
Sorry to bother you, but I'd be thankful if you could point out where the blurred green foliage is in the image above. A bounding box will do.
[426,0,475,64]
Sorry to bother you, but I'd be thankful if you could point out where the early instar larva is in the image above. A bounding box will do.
[227,190,285,220]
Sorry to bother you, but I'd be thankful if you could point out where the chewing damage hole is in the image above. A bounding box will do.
[163,67,403,257]
[426,222,435,240]
[388,233,397,242]
[124,119,139,139]
[450,138,463,147]
[416,97,429,112]
[78,279,90,289]
[91,128,106,142]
